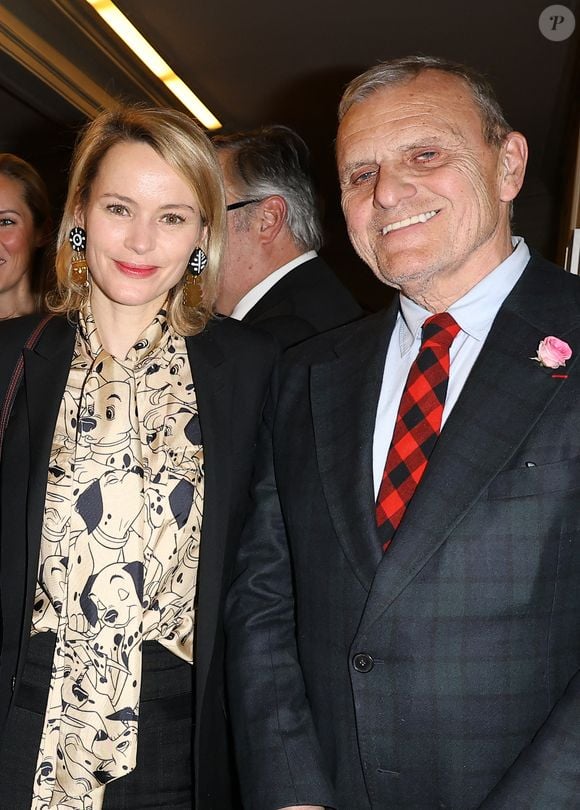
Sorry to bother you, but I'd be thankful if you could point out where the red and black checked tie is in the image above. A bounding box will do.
[376,312,460,551]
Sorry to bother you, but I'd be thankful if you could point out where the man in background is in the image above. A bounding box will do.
[226,56,580,809]
[214,125,362,347]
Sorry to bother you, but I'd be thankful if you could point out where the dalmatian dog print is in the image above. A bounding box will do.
[31,307,203,810]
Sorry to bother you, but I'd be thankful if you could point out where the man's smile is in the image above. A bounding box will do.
[381,209,439,235]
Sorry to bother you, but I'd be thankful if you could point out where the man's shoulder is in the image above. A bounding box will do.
[284,307,393,366]
[511,250,580,315]
[266,254,359,306]
[245,254,364,347]
[292,254,344,282]
[191,314,279,365]
[288,255,361,299]
[526,250,580,287]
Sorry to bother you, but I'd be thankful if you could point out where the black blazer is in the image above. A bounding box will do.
[226,253,580,809]
[0,313,277,810]
[242,255,363,348]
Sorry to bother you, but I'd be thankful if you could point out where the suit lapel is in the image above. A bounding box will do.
[310,306,398,589]
[357,256,580,636]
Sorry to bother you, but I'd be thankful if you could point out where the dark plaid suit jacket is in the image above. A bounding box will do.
[226,253,580,810]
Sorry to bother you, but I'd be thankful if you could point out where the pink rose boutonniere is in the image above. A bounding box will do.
[532,336,572,369]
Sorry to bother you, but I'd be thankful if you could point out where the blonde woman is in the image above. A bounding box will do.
[0,106,276,810]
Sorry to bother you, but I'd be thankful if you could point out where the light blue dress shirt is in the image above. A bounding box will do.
[372,238,531,496]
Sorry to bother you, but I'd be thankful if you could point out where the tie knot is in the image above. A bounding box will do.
[421,312,460,349]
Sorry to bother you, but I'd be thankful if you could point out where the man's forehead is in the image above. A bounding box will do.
[337,75,482,163]
[343,70,472,117]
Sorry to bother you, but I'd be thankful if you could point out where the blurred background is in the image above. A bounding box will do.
[0,0,577,309]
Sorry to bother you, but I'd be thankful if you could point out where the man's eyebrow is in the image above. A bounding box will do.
[339,136,458,178]
[339,160,377,179]
[340,138,446,165]
[399,135,456,150]
[402,138,445,148]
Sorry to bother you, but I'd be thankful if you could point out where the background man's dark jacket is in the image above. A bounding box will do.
[242,255,363,348]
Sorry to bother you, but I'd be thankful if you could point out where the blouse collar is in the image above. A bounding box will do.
[78,298,171,369]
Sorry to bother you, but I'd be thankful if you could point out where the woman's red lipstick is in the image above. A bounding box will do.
[114,260,158,277]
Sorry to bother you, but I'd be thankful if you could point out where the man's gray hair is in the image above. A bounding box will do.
[214,125,323,251]
[339,55,512,147]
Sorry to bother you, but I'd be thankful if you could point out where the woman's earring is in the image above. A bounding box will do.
[183,247,207,308]
[187,247,207,276]
[68,226,89,290]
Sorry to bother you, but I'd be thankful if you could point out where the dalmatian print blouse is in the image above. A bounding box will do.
[30,303,203,809]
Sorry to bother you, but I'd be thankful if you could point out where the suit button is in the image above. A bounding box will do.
[352,653,374,673]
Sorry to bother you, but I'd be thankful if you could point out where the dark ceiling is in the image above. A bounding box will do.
[0,0,578,308]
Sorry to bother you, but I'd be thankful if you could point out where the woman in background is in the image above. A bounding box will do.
[0,153,52,317]
[0,106,276,809]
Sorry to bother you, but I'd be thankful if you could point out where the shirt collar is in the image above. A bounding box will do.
[398,237,530,355]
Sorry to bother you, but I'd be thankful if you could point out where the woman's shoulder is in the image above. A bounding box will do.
[0,311,73,337]
[0,313,74,368]
[0,312,46,343]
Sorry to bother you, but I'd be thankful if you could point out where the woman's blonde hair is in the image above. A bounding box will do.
[49,105,226,335]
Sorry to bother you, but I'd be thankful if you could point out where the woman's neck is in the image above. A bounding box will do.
[89,289,164,358]
[0,285,35,320]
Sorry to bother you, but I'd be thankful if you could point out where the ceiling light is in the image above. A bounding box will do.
[85,0,221,130]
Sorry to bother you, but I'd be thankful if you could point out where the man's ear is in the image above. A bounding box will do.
[257,195,287,245]
[499,131,528,203]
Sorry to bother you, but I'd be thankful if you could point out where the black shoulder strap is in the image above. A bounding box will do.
[0,313,54,458]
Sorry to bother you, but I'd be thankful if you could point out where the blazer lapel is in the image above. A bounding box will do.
[185,327,233,707]
[310,307,398,589]
[357,256,580,636]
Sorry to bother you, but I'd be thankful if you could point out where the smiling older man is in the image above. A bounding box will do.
[226,56,580,810]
